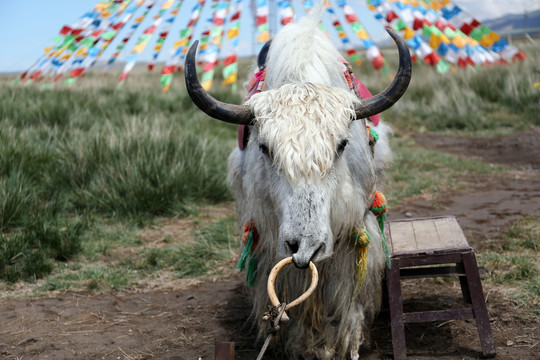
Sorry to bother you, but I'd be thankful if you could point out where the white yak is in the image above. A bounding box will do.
[184,5,411,359]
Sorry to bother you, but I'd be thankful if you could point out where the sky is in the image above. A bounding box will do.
[0,0,538,73]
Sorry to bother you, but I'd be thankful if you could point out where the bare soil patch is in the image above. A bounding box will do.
[413,128,540,170]
[0,132,539,359]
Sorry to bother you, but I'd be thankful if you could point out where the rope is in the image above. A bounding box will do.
[256,302,287,360]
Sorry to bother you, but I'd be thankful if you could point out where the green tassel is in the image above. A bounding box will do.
[236,231,253,271]
[236,231,258,287]
[246,255,257,287]
[376,213,391,269]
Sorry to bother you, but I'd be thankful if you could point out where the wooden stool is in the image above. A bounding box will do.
[384,216,496,360]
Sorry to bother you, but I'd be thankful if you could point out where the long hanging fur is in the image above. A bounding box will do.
[227,4,391,359]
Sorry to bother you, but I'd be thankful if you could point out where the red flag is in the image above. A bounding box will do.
[144,25,157,34]
[424,53,440,65]
[460,23,473,35]
[371,56,385,70]
[223,54,237,66]
[111,22,123,30]
[30,70,42,80]
[256,15,267,26]
[386,11,398,23]
[513,50,527,61]
[413,18,423,30]
[345,14,359,23]
[69,67,85,78]
[162,65,175,74]
[60,26,72,35]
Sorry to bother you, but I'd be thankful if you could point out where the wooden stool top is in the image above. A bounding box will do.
[385,216,471,256]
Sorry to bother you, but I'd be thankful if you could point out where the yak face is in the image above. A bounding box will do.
[246,83,362,268]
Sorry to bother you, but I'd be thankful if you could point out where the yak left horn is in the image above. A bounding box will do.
[184,41,254,125]
[354,27,412,120]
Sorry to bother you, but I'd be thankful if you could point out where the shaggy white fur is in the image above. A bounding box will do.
[227,4,392,359]
[248,83,359,183]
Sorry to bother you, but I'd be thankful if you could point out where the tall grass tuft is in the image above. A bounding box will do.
[0,76,239,281]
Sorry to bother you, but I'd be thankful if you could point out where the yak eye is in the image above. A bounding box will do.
[259,143,271,157]
[336,139,348,156]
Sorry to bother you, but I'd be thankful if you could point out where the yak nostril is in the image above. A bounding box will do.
[285,239,300,254]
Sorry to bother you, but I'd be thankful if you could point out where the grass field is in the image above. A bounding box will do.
[0,40,538,304]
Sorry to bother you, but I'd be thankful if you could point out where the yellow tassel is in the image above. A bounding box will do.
[353,227,370,297]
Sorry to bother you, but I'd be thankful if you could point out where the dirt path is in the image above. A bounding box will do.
[0,131,539,359]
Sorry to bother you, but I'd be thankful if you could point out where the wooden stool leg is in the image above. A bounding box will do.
[458,273,472,304]
[386,258,407,360]
[215,342,235,360]
[462,252,496,357]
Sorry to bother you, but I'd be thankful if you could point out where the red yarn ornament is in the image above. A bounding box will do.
[370,191,387,217]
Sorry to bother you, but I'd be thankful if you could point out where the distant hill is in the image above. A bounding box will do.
[483,9,540,36]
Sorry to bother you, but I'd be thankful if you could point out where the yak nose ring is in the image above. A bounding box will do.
[267,256,319,321]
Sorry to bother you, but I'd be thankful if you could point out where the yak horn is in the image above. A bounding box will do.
[354,27,412,120]
[184,40,254,125]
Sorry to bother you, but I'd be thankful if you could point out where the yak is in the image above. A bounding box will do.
[184,5,411,359]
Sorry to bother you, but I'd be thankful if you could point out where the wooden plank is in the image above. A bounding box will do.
[403,308,474,323]
[388,220,417,254]
[434,217,470,250]
[412,219,439,251]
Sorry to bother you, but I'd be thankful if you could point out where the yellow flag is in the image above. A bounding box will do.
[133,43,146,53]
[430,34,441,49]
[201,80,213,91]
[223,73,237,85]
[44,45,54,54]
[403,27,415,40]
[75,47,87,56]
[439,34,450,44]
[162,0,174,9]
[480,35,493,47]
[174,39,187,48]
[488,31,500,43]
[357,29,369,40]
[94,2,109,12]
[452,36,465,48]
[227,28,239,39]
[257,31,270,43]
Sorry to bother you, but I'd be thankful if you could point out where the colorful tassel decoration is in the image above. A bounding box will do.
[352,227,370,296]
[370,191,391,268]
[366,124,379,147]
[236,219,259,287]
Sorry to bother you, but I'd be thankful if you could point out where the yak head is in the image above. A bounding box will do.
[184,28,410,268]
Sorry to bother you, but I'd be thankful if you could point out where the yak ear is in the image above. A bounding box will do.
[257,40,272,70]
